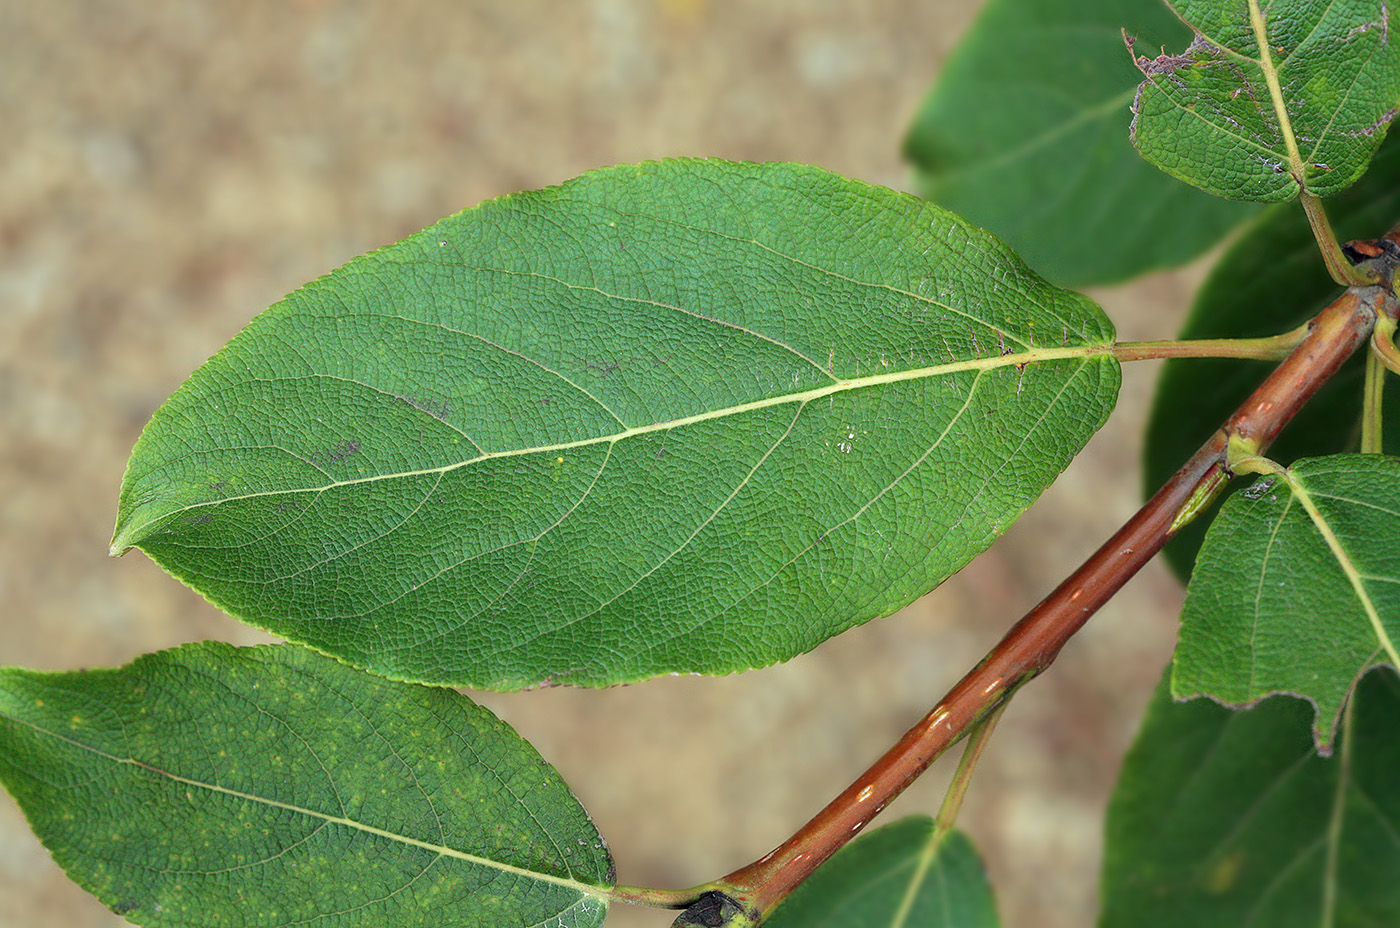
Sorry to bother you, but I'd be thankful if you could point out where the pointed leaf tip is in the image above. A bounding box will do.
[114,159,1119,690]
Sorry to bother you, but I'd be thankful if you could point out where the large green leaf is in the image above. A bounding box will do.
[1143,130,1400,581]
[1175,454,1400,749]
[766,819,999,928]
[111,159,1119,690]
[0,643,613,927]
[904,0,1260,287]
[1130,0,1400,201]
[1101,667,1400,927]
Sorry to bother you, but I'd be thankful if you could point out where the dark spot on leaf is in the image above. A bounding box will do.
[309,439,361,469]
[395,393,452,421]
[581,355,622,376]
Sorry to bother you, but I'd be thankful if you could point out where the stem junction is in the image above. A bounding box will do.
[667,285,1388,927]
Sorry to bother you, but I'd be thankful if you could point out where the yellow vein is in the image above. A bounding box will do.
[471,265,836,379]
[359,309,629,427]
[701,233,1041,349]
[368,446,617,647]
[567,366,990,664]
[555,200,1062,344]
[115,344,1102,546]
[890,826,945,928]
[1249,0,1307,181]
[1284,469,1400,670]
[497,403,808,658]
[9,715,613,901]
[1250,490,1296,696]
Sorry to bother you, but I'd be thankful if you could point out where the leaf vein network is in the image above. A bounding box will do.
[130,347,1097,537]
[1,694,609,899]
[483,403,808,662]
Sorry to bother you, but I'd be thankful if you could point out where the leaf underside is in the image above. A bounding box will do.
[1102,667,1400,927]
[0,643,612,927]
[766,819,999,928]
[112,159,1119,690]
[1175,455,1400,750]
[904,0,1260,286]
[1130,0,1400,201]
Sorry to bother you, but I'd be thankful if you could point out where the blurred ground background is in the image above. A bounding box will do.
[0,2,1196,926]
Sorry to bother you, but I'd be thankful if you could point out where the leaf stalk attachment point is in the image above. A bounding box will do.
[931,698,1007,843]
[1243,0,1375,287]
[1304,194,1378,287]
[1246,0,1302,184]
[1370,313,1400,377]
[611,884,710,911]
[706,286,1384,923]
[1111,325,1310,363]
[888,698,1009,928]
[1222,437,1279,480]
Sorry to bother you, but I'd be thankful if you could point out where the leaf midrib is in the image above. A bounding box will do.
[1247,0,1307,182]
[113,344,1106,552]
[4,712,612,901]
[1285,468,1400,669]
[890,825,943,928]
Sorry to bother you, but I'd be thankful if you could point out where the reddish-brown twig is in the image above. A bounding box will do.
[677,285,1387,926]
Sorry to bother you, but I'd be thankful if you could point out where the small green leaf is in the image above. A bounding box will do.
[1130,0,1400,201]
[0,643,613,927]
[1143,130,1400,581]
[1175,454,1400,749]
[1102,667,1400,927]
[112,159,1120,689]
[766,819,999,928]
[904,0,1260,286]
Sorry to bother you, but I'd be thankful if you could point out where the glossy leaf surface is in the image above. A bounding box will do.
[1143,131,1400,581]
[766,819,999,928]
[904,0,1259,286]
[0,643,612,927]
[1130,0,1400,201]
[1102,668,1400,927]
[112,159,1119,689]
[1176,455,1400,749]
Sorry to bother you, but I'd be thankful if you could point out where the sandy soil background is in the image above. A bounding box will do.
[1,3,1199,926]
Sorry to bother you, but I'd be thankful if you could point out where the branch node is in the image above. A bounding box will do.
[671,891,759,928]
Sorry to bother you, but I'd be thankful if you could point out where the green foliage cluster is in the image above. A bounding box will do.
[5,0,1400,925]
